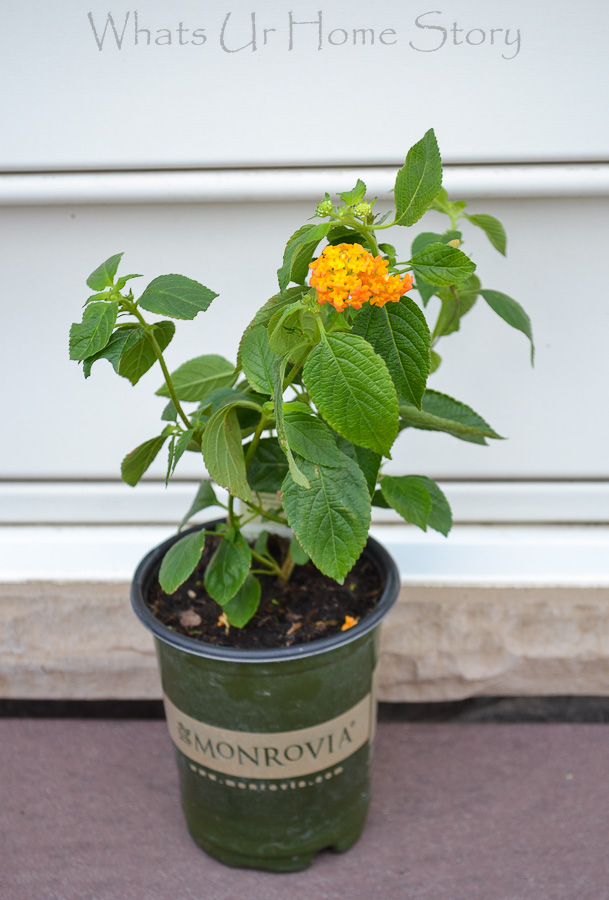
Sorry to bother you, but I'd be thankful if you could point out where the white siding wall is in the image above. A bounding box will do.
[1,0,608,581]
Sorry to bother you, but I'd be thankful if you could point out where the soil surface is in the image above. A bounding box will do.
[146,532,384,650]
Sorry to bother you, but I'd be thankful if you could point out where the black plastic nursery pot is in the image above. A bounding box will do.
[131,523,401,872]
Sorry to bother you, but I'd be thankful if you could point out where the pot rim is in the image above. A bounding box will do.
[130,520,401,664]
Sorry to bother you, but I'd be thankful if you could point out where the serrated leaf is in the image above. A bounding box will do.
[82,325,140,377]
[201,404,255,502]
[239,325,276,395]
[302,333,398,457]
[334,437,381,498]
[86,253,123,291]
[204,530,251,605]
[352,295,430,408]
[246,438,289,493]
[179,480,220,531]
[69,301,118,361]
[118,321,175,385]
[283,406,343,467]
[277,223,331,291]
[339,179,367,206]
[394,130,442,227]
[480,290,535,363]
[399,390,502,445]
[158,528,208,594]
[274,356,310,489]
[380,476,432,531]
[465,213,507,255]
[156,354,234,401]
[223,574,261,627]
[138,274,218,320]
[282,454,371,583]
[408,243,476,287]
[121,433,168,486]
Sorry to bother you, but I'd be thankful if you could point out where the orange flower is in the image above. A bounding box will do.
[341,615,359,631]
[309,243,413,313]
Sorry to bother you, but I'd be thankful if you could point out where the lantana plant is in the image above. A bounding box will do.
[69,129,533,628]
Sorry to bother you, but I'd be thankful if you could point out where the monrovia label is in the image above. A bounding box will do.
[163,691,374,780]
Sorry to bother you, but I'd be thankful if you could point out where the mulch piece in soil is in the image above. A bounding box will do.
[146,532,384,650]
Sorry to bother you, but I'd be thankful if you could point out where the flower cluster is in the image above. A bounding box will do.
[309,243,413,313]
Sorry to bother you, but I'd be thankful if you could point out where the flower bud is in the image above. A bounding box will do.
[354,201,371,217]
[315,200,333,217]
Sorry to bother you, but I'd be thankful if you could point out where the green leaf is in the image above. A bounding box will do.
[240,325,276,395]
[69,301,118,361]
[118,321,175,385]
[480,290,535,363]
[352,295,431,408]
[282,454,371,583]
[277,223,331,291]
[138,274,218,320]
[267,303,309,357]
[158,528,208,594]
[399,390,502,445]
[289,535,309,566]
[82,325,139,377]
[283,406,343,467]
[204,530,252,605]
[411,476,452,536]
[223,574,261,627]
[244,286,308,334]
[411,231,462,257]
[179,480,220,531]
[339,179,367,206]
[246,438,289,493]
[408,243,476,287]
[201,404,254,502]
[380,476,432,531]
[334,437,381,498]
[394,129,442,227]
[121,433,168,486]
[432,275,480,340]
[381,475,452,536]
[166,428,195,483]
[464,213,507,256]
[274,357,310,488]
[429,350,442,373]
[115,273,143,290]
[302,333,398,457]
[156,354,234,401]
[161,399,178,422]
[86,253,123,291]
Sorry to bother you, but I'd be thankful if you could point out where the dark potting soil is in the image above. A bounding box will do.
[146,533,384,650]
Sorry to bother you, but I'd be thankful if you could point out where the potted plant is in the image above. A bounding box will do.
[69,129,533,871]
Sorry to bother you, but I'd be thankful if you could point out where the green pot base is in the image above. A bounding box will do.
[189,819,366,872]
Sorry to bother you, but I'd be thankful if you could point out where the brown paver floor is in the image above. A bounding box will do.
[1,719,608,900]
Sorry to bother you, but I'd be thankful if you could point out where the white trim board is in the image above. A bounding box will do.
[2,481,608,525]
[1,525,608,586]
[1,164,608,206]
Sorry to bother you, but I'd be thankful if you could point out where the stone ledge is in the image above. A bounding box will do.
[2,582,608,701]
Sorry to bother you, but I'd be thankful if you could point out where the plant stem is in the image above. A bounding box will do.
[279,548,296,583]
[121,298,192,430]
[244,413,269,466]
